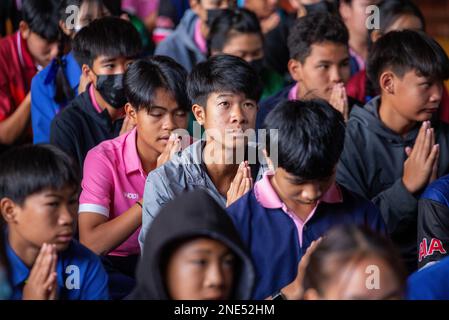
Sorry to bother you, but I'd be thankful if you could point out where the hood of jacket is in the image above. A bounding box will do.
[128,189,256,300]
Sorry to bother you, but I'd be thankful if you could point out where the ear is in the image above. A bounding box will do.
[0,198,20,224]
[82,64,96,84]
[19,21,31,40]
[370,30,382,43]
[338,1,351,21]
[379,71,395,95]
[192,104,206,126]
[125,103,138,125]
[288,59,303,83]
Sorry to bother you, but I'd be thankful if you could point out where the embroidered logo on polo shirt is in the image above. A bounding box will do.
[123,192,139,200]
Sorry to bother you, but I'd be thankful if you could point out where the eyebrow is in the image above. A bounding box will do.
[216,94,235,99]
[99,57,116,64]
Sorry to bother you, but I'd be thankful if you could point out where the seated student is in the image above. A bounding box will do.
[226,99,386,300]
[337,30,449,274]
[347,0,425,105]
[50,17,143,171]
[0,145,109,300]
[242,0,292,78]
[129,190,255,300]
[338,0,381,76]
[257,12,360,129]
[407,255,449,300]
[207,8,285,100]
[0,0,59,152]
[301,224,407,300]
[416,175,449,270]
[139,54,269,249]
[31,0,111,144]
[155,0,235,72]
[78,57,190,291]
[346,0,449,126]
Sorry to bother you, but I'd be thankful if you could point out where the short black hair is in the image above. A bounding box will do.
[264,99,345,180]
[0,145,80,205]
[21,0,60,42]
[207,8,262,55]
[288,12,349,63]
[73,16,142,67]
[367,30,449,92]
[124,56,190,112]
[187,54,263,106]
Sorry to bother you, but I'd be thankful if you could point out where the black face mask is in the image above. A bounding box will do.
[94,73,127,109]
[304,1,333,15]
[206,9,229,28]
[249,59,264,75]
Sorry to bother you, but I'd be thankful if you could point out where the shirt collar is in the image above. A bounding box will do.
[288,82,299,101]
[123,128,145,175]
[194,20,207,54]
[349,47,366,71]
[89,84,103,113]
[254,171,343,210]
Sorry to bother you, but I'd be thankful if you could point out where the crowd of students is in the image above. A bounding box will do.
[1,0,449,300]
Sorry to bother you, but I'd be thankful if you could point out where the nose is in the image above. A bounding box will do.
[204,261,225,289]
[330,66,343,84]
[429,83,443,103]
[162,113,177,131]
[301,184,322,203]
[230,104,247,125]
[59,204,75,226]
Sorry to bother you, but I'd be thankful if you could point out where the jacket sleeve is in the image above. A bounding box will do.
[138,169,176,250]
[337,140,417,234]
[50,114,78,165]
[417,198,449,269]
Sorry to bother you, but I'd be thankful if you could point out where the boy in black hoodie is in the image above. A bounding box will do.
[337,30,449,273]
[129,190,255,300]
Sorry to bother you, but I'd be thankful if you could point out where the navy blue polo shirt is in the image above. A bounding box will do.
[226,173,386,300]
[6,239,109,300]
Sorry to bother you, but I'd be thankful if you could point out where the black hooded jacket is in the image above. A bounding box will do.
[128,190,255,300]
[337,96,449,273]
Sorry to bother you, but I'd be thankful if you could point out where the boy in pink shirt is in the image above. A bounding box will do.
[78,56,190,297]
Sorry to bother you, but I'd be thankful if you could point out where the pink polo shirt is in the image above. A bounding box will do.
[79,128,146,257]
[254,171,343,246]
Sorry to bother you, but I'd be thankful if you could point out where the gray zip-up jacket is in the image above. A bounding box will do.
[154,9,206,72]
[139,140,269,250]
[337,96,449,272]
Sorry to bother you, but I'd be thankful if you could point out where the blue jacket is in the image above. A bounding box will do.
[154,9,206,72]
[31,52,81,144]
[407,256,449,300]
[226,185,386,300]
